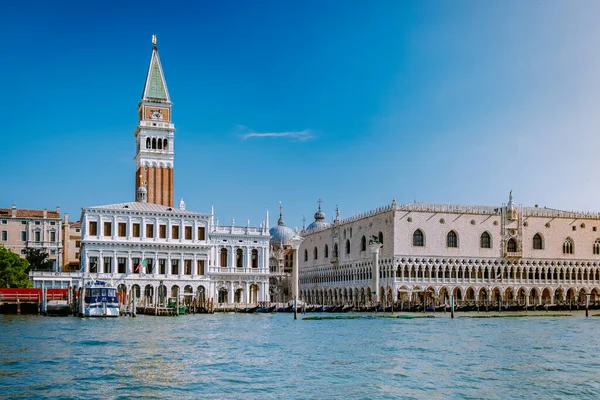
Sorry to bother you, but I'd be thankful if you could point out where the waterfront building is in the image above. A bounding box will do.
[31,38,271,304]
[268,204,296,303]
[0,205,62,270]
[298,193,600,307]
[61,214,81,272]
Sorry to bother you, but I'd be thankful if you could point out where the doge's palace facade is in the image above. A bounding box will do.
[299,193,600,307]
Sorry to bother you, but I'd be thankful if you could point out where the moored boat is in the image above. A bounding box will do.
[82,280,119,317]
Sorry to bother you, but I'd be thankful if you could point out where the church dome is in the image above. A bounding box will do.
[306,201,330,232]
[269,204,295,245]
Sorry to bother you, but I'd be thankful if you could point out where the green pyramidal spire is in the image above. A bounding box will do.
[142,39,170,102]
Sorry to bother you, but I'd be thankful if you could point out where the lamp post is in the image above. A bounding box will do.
[290,234,304,320]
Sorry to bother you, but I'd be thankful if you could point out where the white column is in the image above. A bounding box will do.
[369,243,382,303]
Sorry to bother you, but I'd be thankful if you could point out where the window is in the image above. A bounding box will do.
[1,231,6,241]
[146,259,153,273]
[324,244,329,258]
[146,224,154,238]
[50,231,56,243]
[34,231,40,243]
[171,259,179,274]
[159,225,167,238]
[361,236,366,251]
[21,220,27,225]
[75,252,79,259]
[236,249,243,268]
[480,232,491,249]
[172,226,179,239]
[447,231,458,248]
[132,258,140,274]
[572,226,576,231]
[533,233,543,250]
[75,240,81,248]
[185,226,192,240]
[21,249,27,255]
[35,220,40,225]
[594,239,600,255]
[563,238,573,254]
[132,223,141,238]
[1,219,6,224]
[76,228,80,233]
[104,257,112,273]
[89,257,98,273]
[252,249,258,268]
[103,222,112,236]
[197,260,205,275]
[220,248,228,267]
[118,258,126,273]
[198,226,206,240]
[333,244,339,258]
[50,250,56,255]
[507,238,517,252]
[21,231,26,242]
[159,259,166,274]
[184,260,192,275]
[413,229,424,247]
[50,221,56,226]
[118,223,126,237]
[378,231,383,245]
[89,221,98,236]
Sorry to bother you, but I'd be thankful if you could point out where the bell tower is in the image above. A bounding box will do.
[134,35,175,207]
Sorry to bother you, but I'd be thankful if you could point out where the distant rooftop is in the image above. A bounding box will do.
[0,206,60,219]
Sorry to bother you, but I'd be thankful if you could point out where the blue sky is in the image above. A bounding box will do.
[2,1,600,229]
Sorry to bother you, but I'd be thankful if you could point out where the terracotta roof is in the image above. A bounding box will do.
[0,208,60,219]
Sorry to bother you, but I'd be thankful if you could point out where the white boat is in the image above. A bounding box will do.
[82,280,119,317]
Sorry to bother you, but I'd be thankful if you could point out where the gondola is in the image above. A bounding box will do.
[256,305,276,313]
[237,306,258,313]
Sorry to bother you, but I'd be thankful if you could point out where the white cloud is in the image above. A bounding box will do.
[241,129,314,141]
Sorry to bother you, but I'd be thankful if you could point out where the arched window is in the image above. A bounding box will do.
[164,139,168,150]
[533,233,543,250]
[313,247,318,260]
[324,244,329,258]
[304,249,308,262]
[236,248,243,268]
[507,238,517,252]
[152,138,157,149]
[146,138,151,149]
[361,236,366,251]
[447,231,458,248]
[158,138,162,149]
[251,249,258,268]
[345,239,351,254]
[378,231,383,245]
[413,229,424,247]
[594,239,600,255]
[333,244,338,258]
[480,232,491,249]
[563,238,573,254]
[220,248,228,267]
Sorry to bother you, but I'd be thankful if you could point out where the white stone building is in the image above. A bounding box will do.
[31,38,270,305]
[298,193,600,308]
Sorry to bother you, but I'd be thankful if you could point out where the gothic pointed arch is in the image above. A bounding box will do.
[533,233,543,250]
[563,237,574,254]
[480,231,491,249]
[507,238,517,253]
[447,230,458,248]
[413,229,424,247]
